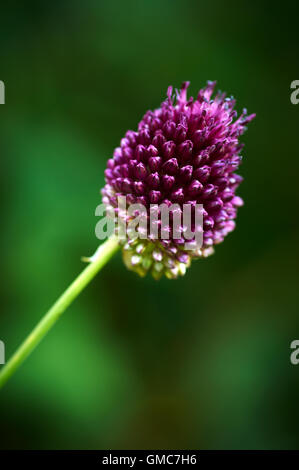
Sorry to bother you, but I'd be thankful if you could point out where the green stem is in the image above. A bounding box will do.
[0,236,119,390]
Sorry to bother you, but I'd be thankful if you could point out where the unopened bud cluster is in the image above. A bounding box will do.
[102,81,255,278]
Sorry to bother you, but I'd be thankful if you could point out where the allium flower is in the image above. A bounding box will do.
[0,85,256,390]
[102,81,255,279]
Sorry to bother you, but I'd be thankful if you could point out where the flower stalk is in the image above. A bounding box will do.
[0,235,119,390]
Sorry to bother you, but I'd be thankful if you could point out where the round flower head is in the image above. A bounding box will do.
[102,81,255,279]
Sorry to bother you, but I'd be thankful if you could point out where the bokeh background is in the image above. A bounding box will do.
[1,0,299,450]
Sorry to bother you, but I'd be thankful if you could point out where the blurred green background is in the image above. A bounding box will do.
[1,0,299,450]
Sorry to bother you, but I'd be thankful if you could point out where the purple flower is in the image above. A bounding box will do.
[102,81,255,279]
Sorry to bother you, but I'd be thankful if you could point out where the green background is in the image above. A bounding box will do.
[1,0,299,449]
